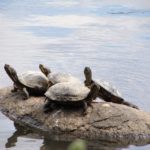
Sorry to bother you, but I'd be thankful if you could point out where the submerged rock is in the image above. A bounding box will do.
[0,87,150,146]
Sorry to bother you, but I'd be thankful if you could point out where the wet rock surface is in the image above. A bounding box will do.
[0,87,150,146]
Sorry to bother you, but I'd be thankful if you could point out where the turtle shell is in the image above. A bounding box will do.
[19,71,49,89]
[47,72,81,84]
[45,82,90,102]
[97,80,121,97]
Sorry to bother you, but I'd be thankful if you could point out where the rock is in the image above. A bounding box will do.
[0,87,150,146]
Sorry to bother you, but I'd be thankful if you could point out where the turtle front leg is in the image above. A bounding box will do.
[22,88,29,100]
[48,81,53,88]
[87,101,93,109]
[82,101,88,115]
[44,101,57,113]
[11,84,18,92]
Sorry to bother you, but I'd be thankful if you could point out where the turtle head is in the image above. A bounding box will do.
[4,64,18,83]
[84,66,93,87]
[39,64,51,77]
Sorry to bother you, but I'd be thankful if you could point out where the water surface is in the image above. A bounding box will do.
[0,0,150,150]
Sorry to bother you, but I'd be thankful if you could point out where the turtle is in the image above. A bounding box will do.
[4,64,49,99]
[39,64,80,87]
[43,82,99,114]
[84,66,139,109]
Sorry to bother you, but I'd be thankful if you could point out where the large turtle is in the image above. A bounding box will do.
[39,64,80,87]
[44,82,99,114]
[4,64,49,99]
[84,67,139,109]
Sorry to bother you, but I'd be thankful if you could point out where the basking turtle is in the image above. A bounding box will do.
[39,64,80,86]
[4,64,49,99]
[44,82,99,114]
[84,67,139,109]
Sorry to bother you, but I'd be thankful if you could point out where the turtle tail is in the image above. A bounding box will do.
[122,101,139,109]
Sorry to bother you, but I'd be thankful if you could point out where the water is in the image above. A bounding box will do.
[0,0,150,149]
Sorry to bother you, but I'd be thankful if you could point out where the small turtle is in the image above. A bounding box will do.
[4,64,49,99]
[39,64,80,86]
[84,67,139,109]
[44,82,99,114]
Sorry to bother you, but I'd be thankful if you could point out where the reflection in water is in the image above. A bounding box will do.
[5,123,71,150]
[5,122,70,150]
[5,122,34,148]
[67,139,87,150]
[40,139,69,150]
[6,123,150,150]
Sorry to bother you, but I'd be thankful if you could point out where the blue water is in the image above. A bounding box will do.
[0,0,150,149]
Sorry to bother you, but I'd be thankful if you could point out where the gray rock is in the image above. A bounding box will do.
[0,87,150,146]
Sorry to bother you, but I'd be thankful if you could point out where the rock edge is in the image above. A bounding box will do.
[0,87,150,145]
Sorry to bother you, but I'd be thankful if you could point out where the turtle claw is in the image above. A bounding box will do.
[44,106,54,114]
[22,93,29,100]
[82,111,87,116]
[44,108,51,114]
[82,108,88,116]
[11,88,18,93]
[22,96,28,100]
[11,89,16,93]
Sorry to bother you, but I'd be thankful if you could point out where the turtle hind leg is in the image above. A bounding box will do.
[122,101,139,109]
